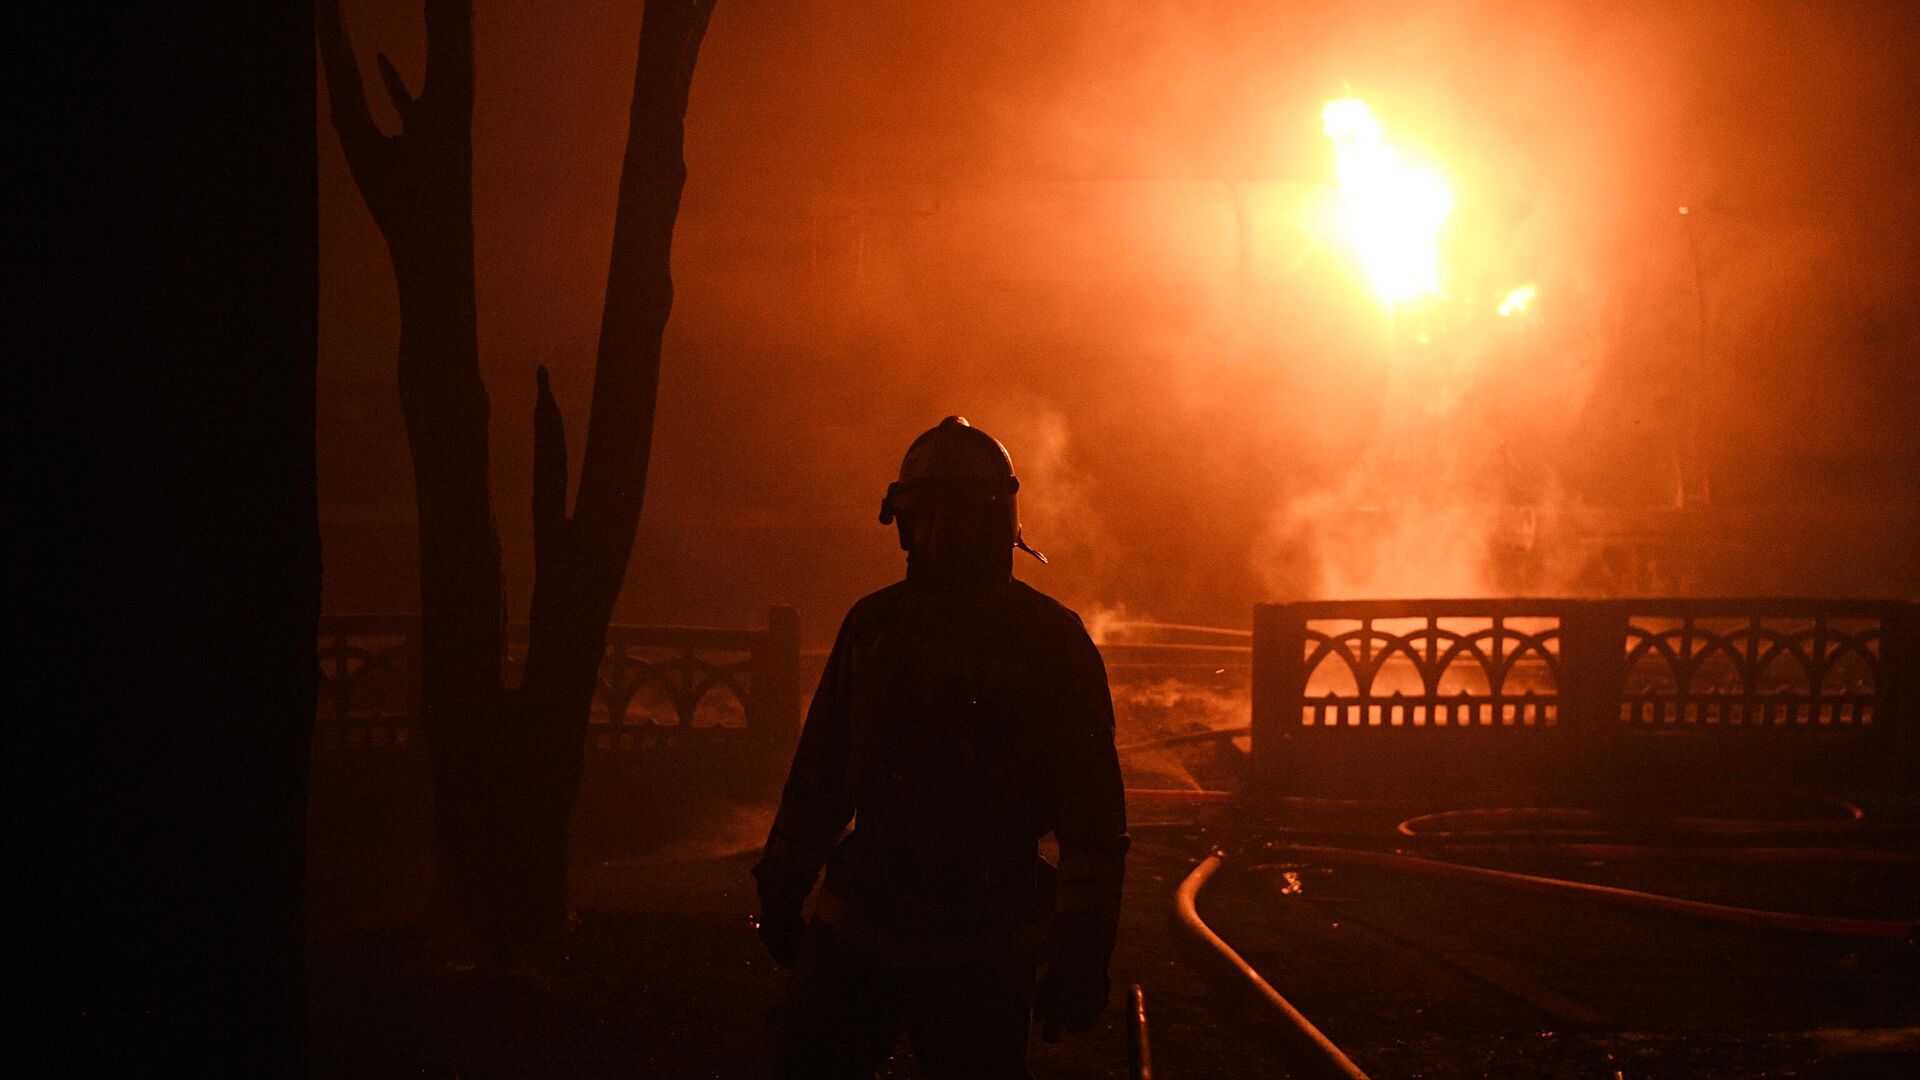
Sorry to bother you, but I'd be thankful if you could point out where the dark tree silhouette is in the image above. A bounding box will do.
[317,0,716,952]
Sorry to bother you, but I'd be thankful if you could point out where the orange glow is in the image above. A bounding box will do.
[1321,97,1453,305]
[1497,284,1537,317]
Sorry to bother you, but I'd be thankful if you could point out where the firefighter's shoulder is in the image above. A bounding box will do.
[1006,580,1098,648]
[839,580,914,637]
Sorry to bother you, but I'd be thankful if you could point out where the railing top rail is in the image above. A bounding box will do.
[1269,599,1579,619]
[1607,598,1911,619]
[318,613,421,635]
[318,614,769,652]
[598,625,766,651]
[1263,598,1913,621]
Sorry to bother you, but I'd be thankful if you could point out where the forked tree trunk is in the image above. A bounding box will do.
[318,0,715,953]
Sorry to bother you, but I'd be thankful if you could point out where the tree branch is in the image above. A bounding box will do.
[531,365,569,565]
[573,0,717,581]
[521,0,715,713]
[375,52,416,123]
[319,0,500,707]
[316,0,387,193]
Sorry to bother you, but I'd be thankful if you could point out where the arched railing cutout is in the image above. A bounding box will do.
[314,609,798,752]
[1293,605,1565,729]
[1253,598,1914,796]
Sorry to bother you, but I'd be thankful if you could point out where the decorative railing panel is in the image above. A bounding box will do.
[1252,599,1919,797]
[1620,609,1882,728]
[311,608,802,846]
[1297,610,1563,728]
[315,614,418,752]
[315,608,799,755]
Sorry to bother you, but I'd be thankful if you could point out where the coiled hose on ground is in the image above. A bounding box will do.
[1133,781,1917,1076]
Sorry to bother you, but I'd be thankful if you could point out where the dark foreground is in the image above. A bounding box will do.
[309,805,1919,1079]
[309,833,1274,1079]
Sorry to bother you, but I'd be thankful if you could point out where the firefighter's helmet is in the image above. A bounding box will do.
[879,416,1047,564]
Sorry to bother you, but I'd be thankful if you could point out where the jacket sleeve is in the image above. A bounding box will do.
[1050,618,1130,925]
[752,610,857,905]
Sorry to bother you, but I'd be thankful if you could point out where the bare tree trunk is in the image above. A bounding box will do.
[319,0,715,954]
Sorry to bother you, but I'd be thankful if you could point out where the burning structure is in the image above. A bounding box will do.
[320,1,1920,638]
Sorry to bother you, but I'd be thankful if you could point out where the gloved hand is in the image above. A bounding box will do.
[751,857,814,968]
[753,907,806,968]
[1033,909,1115,1041]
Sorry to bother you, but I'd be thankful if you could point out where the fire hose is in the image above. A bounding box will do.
[1375,800,1918,940]
[1147,779,1915,1075]
[1251,844,1916,940]
[1176,851,1374,1080]
[1136,786,1918,940]
[1396,796,1873,838]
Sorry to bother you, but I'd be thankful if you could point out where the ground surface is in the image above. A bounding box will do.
[308,822,1299,1079]
[308,669,1920,1078]
[309,797,1920,1079]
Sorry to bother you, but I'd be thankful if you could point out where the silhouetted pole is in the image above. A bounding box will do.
[1128,983,1153,1080]
[1251,603,1307,792]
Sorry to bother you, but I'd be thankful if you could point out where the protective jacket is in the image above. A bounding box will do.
[755,577,1129,958]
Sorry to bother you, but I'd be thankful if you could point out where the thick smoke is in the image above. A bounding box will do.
[319,1,1920,639]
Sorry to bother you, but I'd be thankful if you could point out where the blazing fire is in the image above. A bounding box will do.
[1319,97,1538,324]
[1321,97,1453,305]
[1498,283,1537,317]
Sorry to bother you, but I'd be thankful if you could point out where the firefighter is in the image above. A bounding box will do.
[753,416,1130,1079]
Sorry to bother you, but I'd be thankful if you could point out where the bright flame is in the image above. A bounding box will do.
[1321,98,1452,304]
[1497,284,1537,317]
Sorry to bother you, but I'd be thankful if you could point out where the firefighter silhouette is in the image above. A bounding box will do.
[753,417,1130,1079]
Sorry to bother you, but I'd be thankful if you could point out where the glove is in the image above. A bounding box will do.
[1032,909,1115,1040]
[751,857,814,968]
[754,908,806,968]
